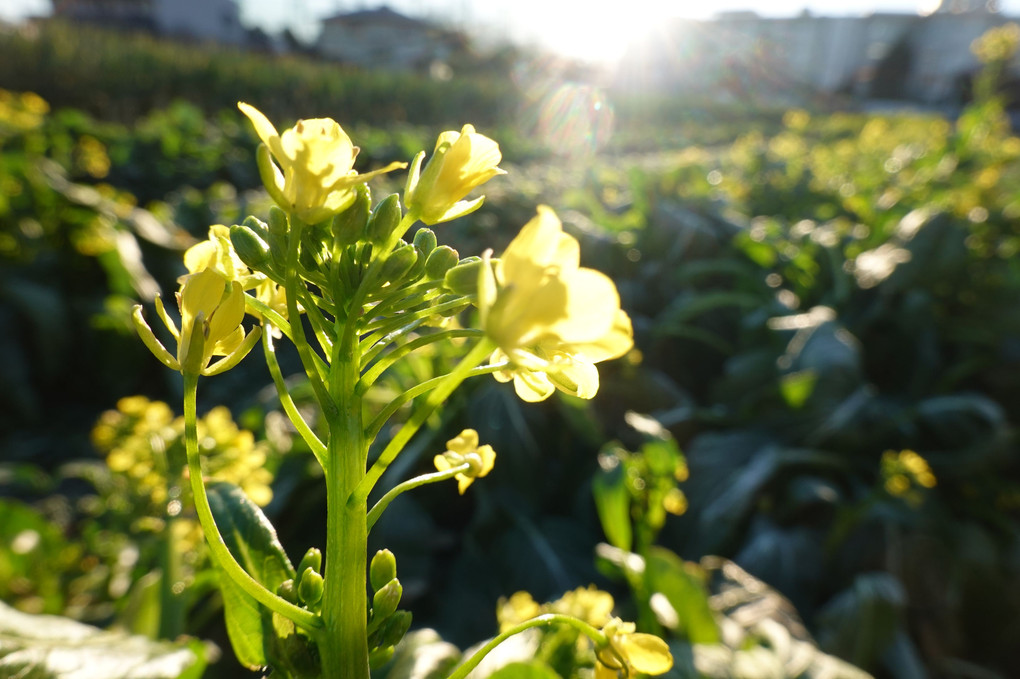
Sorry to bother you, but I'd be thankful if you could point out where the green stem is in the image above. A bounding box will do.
[366,462,471,531]
[358,329,485,393]
[355,338,495,504]
[182,372,322,634]
[446,614,607,679]
[262,329,327,467]
[360,295,471,336]
[320,329,370,679]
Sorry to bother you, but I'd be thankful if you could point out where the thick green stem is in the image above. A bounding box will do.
[182,373,322,634]
[320,334,370,679]
[446,614,607,679]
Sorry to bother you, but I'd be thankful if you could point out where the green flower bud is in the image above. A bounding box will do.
[298,547,322,577]
[443,256,484,295]
[412,228,437,257]
[424,245,460,280]
[298,567,324,606]
[379,244,418,284]
[372,578,403,622]
[276,578,298,604]
[367,193,402,245]
[332,184,371,247]
[242,215,270,241]
[229,223,271,270]
[369,645,395,669]
[375,610,412,649]
[370,549,397,591]
[267,205,289,267]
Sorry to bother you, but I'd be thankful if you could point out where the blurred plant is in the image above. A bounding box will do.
[126,100,663,679]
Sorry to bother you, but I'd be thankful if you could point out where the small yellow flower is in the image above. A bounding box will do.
[433,428,495,494]
[238,102,406,224]
[132,268,260,376]
[550,586,615,629]
[405,124,506,225]
[595,618,673,679]
[479,206,633,402]
[496,592,542,632]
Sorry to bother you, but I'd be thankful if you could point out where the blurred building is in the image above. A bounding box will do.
[614,2,1013,107]
[52,0,247,44]
[317,6,467,72]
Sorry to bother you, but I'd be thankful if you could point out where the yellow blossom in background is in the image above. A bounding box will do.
[479,206,633,402]
[881,449,936,507]
[92,396,276,515]
[549,586,615,629]
[433,428,495,494]
[972,23,1020,63]
[496,592,542,632]
[0,88,49,132]
[238,102,405,224]
[595,617,673,679]
[405,124,505,225]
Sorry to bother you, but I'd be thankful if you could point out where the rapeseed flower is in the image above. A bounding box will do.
[595,618,673,679]
[433,428,495,494]
[405,124,505,225]
[238,102,405,224]
[479,206,633,402]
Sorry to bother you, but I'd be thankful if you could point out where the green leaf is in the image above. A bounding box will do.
[207,482,298,671]
[592,458,633,552]
[645,547,720,644]
[0,600,206,679]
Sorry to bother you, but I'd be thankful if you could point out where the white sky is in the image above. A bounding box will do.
[4,0,1020,63]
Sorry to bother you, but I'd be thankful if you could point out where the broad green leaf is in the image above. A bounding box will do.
[645,547,719,644]
[207,482,299,671]
[592,458,632,551]
[0,600,206,679]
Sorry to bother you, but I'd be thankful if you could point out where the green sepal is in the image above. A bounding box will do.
[373,610,412,650]
[298,568,324,606]
[380,243,418,284]
[256,143,290,210]
[371,578,402,623]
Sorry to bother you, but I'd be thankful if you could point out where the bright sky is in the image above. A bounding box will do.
[5,0,1020,63]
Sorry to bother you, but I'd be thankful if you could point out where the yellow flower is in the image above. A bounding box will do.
[479,206,633,402]
[405,124,505,225]
[133,268,260,376]
[496,592,542,632]
[433,428,495,494]
[550,586,615,629]
[238,102,406,224]
[595,618,673,679]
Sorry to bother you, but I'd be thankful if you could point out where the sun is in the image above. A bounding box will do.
[530,2,672,64]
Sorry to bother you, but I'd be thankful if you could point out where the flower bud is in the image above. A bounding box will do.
[242,215,270,241]
[425,245,460,280]
[229,223,271,271]
[412,228,437,257]
[369,645,395,669]
[298,567,324,606]
[297,547,322,577]
[443,256,485,295]
[367,193,402,246]
[370,549,397,591]
[372,578,403,622]
[379,243,418,284]
[276,578,298,604]
[374,610,412,649]
[267,205,289,267]
[332,184,371,247]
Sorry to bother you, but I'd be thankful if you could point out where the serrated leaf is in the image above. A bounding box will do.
[0,600,206,679]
